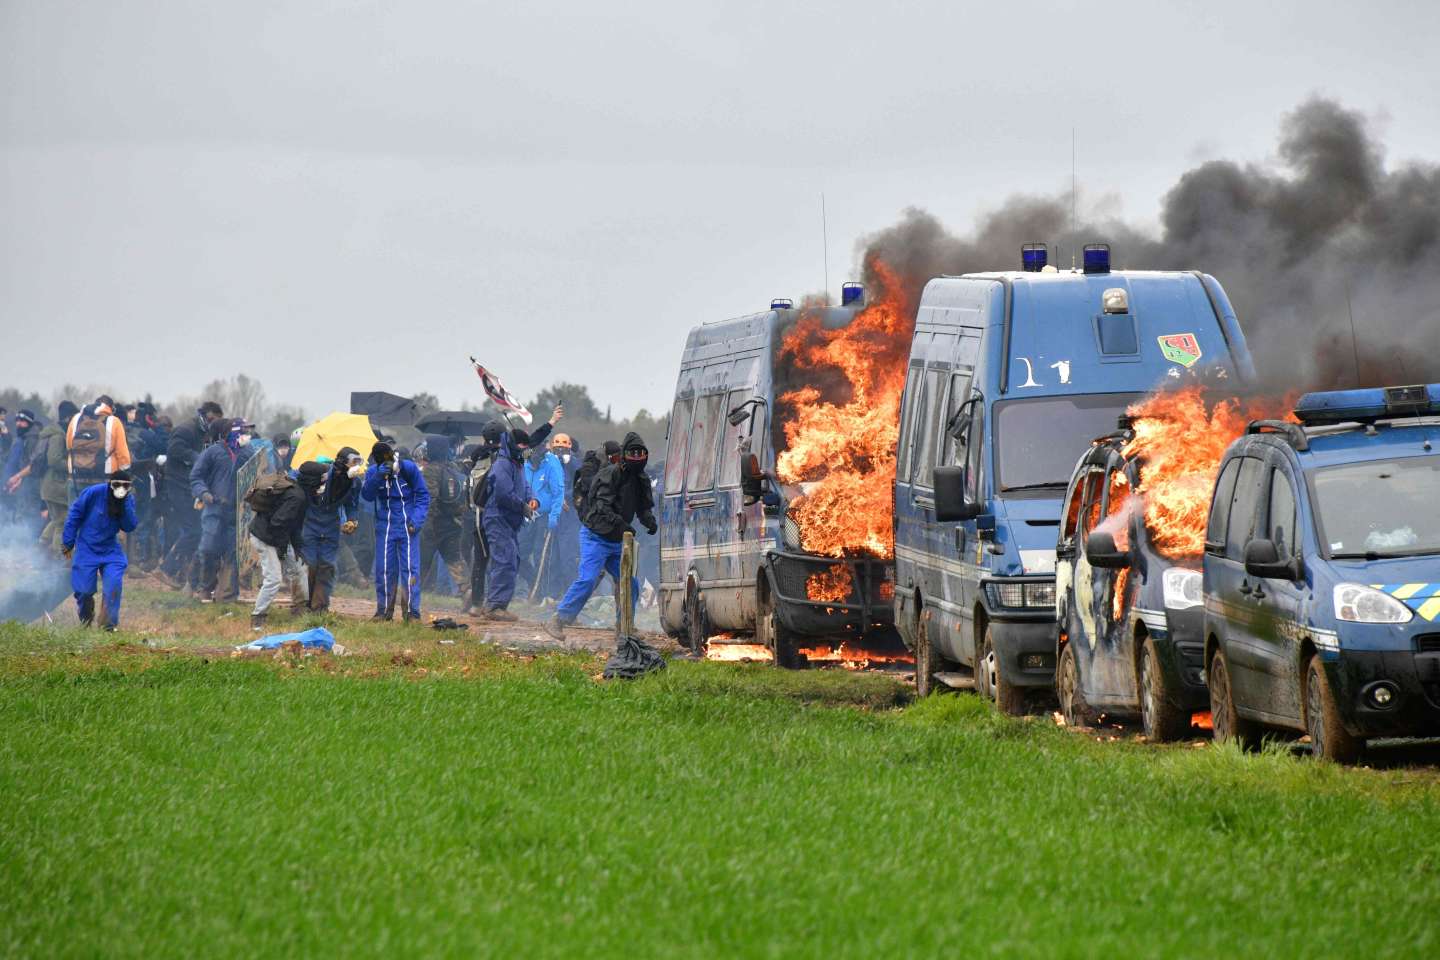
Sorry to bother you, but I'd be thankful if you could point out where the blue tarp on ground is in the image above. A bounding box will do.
[239,626,335,652]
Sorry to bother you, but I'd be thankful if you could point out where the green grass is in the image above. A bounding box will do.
[1,619,1439,958]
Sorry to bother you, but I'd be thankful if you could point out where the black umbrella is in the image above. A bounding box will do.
[413,410,499,438]
[349,391,422,428]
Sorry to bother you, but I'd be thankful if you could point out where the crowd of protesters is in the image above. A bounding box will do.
[0,396,660,634]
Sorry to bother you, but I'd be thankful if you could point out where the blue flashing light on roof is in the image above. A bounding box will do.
[1021,243,1048,272]
[841,282,864,306]
[1082,243,1111,275]
[771,299,793,310]
[1293,384,1440,425]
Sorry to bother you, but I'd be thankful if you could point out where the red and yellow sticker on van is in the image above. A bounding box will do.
[1157,333,1202,367]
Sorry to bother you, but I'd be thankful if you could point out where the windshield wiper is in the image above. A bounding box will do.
[1001,482,1068,493]
[1333,547,1440,561]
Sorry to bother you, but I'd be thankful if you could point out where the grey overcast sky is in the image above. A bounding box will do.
[4,0,1440,421]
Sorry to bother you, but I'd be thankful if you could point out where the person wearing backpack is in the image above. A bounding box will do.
[62,470,138,630]
[189,418,255,602]
[247,461,314,630]
[300,448,363,613]
[66,396,131,498]
[361,441,430,623]
[419,435,468,596]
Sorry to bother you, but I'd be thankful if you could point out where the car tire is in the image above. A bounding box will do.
[1057,642,1097,728]
[1140,637,1190,743]
[978,624,1025,716]
[915,611,955,697]
[756,585,800,669]
[1208,648,1258,749]
[684,582,708,656]
[1306,656,1363,764]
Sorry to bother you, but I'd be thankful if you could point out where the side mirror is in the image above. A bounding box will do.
[1086,531,1130,569]
[1244,538,1299,580]
[934,465,981,522]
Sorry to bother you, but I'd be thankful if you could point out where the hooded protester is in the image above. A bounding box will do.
[301,447,363,612]
[127,401,167,570]
[419,435,468,596]
[478,430,539,621]
[37,401,79,550]
[248,461,314,629]
[62,469,138,630]
[66,396,132,496]
[361,440,430,622]
[189,418,255,602]
[158,416,205,590]
[3,409,45,533]
[572,440,620,520]
[546,433,657,640]
[518,437,566,599]
[270,433,294,473]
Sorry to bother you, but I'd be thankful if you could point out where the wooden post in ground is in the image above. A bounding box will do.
[618,531,636,640]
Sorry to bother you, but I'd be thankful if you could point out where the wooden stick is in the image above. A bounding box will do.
[618,531,636,639]
[528,529,553,603]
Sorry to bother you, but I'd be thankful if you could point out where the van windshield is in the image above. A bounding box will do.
[1314,456,1440,558]
[992,394,1141,493]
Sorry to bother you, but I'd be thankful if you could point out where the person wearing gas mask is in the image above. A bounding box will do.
[361,441,430,622]
[545,433,656,640]
[479,429,539,621]
[418,435,469,596]
[62,470,138,630]
[301,448,364,613]
[518,433,566,600]
[189,418,255,602]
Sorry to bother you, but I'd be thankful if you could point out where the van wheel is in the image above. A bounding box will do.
[1140,637,1189,743]
[756,588,800,669]
[1208,648,1258,749]
[1306,657,1363,763]
[1057,643,1097,727]
[977,624,1025,716]
[684,583,708,656]
[914,614,945,697]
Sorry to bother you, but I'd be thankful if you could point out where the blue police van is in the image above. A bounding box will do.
[899,244,1254,712]
[1203,384,1440,762]
[659,285,897,664]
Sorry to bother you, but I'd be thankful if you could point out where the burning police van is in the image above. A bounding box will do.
[1203,384,1440,762]
[897,243,1254,713]
[658,283,904,666]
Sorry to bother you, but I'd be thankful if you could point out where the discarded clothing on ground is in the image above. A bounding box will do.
[602,634,666,680]
[430,617,469,631]
[239,626,336,652]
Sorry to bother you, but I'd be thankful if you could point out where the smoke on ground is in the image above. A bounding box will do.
[859,97,1440,389]
[0,525,72,624]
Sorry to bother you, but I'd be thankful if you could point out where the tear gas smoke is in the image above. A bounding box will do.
[0,525,72,624]
[858,98,1440,389]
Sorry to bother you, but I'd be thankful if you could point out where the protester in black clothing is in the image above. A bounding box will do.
[248,464,315,630]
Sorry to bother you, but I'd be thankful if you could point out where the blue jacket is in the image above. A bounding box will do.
[63,483,138,564]
[483,433,532,530]
[524,451,565,528]
[303,464,361,545]
[189,442,253,514]
[361,458,430,535]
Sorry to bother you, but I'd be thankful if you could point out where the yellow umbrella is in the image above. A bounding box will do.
[292,412,376,467]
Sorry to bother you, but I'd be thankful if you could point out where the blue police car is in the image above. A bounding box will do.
[1204,384,1440,761]
[904,243,1254,712]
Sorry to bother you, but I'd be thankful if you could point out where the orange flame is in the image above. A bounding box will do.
[1122,385,1296,559]
[1191,711,1214,730]
[705,643,775,663]
[797,641,915,670]
[806,565,854,603]
[775,258,917,560]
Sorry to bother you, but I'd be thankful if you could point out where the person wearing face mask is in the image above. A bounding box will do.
[545,433,656,640]
[3,409,45,533]
[300,448,363,613]
[189,418,255,602]
[361,440,430,622]
[477,429,541,621]
[543,433,582,600]
[62,470,138,630]
[518,434,566,600]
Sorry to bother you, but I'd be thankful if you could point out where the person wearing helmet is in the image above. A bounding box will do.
[62,469,138,630]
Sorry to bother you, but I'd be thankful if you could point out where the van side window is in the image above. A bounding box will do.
[1205,458,1241,551]
[1265,468,1298,557]
[663,398,693,495]
[896,362,924,484]
[913,368,947,489]
[1063,467,1103,547]
[716,389,757,489]
[963,399,985,503]
[1223,457,1266,561]
[686,394,724,493]
[940,371,973,466]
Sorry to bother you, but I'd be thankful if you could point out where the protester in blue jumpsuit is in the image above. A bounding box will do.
[518,439,565,599]
[361,441,429,622]
[480,430,539,621]
[63,469,138,630]
[189,418,254,602]
[301,447,362,613]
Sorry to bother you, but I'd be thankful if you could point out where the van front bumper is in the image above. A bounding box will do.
[1326,650,1440,739]
[989,616,1056,689]
[765,551,896,639]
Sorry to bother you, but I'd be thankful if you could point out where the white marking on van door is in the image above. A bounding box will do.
[1166,367,1181,379]
[1016,357,1041,388]
[1049,360,1071,384]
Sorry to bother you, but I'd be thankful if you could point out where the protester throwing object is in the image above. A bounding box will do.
[545,433,656,640]
[361,441,429,623]
[62,470,138,630]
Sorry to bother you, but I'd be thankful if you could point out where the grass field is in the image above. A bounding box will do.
[2,603,1440,958]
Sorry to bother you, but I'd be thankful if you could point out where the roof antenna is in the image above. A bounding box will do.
[1070,127,1078,271]
[1345,287,1362,388]
[821,191,830,305]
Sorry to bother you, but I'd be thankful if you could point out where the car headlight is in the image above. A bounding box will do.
[1162,567,1202,611]
[1333,583,1413,624]
[985,581,1055,609]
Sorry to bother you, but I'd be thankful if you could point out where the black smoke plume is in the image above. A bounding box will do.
[860,98,1440,389]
